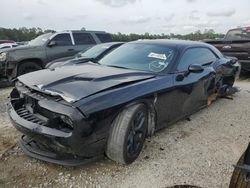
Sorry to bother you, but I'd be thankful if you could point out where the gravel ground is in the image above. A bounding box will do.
[0,80,250,188]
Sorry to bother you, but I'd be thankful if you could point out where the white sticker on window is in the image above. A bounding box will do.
[148,52,167,60]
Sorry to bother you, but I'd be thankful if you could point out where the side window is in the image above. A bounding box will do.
[96,33,113,43]
[51,33,72,46]
[73,33,96,45]
[177,48,217,71]
[226,29,250,40]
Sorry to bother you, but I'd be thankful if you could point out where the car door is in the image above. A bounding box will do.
[45,33,77,62]
[157,47,218,127]
[72,32,97,54]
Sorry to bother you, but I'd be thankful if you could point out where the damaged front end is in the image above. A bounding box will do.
[7,82,105,166]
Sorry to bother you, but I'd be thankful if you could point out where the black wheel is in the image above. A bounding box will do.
[106,103,148,164]
[17,62,42,76]
[229,152,250,188]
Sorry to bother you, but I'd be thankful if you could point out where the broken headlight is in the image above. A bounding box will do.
[0,52,7,62]
[60,115,74,131]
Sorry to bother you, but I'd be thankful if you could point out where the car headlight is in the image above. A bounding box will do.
[0,52,7,62]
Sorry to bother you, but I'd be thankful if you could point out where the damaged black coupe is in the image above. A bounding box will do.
[8,40,240,166]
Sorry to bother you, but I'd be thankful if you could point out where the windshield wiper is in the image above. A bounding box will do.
[106,65,130,70]
[91,59,101,65]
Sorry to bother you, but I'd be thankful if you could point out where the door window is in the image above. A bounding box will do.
[96,33,113,43]
[226,29,250,40]
[73,33,96,45]
[177,48,217,71]
[51,33,72,46]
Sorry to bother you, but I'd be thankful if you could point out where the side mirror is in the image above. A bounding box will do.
[229,58,237,64]
[48,41,57,47]
[188,64,204,73]
[176,64,204,81]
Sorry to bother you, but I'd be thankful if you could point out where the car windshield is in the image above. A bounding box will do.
[99,43,175,73]
[78,43,114,58]
[29,33,53,46]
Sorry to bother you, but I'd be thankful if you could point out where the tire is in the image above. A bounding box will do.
[106,103,148,164]
[17,62,42,76]
[229,152,250,188]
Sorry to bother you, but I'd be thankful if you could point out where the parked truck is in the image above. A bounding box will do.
[205,27,250,71]
[0,30,112,83]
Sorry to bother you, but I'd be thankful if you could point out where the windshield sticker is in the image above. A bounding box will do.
[148,52,167,60]
[149,60,168,72]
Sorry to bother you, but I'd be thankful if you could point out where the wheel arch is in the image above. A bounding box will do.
[17,58,44,68]
[112,97,158,137]
[11,58,44,78]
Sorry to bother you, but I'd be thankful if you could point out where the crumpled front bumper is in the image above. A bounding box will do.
[7,87,106,166]
[19,135,102,166]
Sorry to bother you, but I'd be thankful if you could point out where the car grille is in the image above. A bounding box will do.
[16,107,46,126]
[12,82,74,133]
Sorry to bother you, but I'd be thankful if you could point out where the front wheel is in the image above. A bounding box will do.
[17,62,42,76]
[106,104,148,164]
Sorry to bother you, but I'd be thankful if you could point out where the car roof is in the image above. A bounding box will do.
[130,39,212,49]
[228,26,250,31]
[0,43,17,46]
[0,40,16,44]
[70,30,110,34]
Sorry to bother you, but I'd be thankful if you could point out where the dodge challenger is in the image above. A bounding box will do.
[7,40,240,166]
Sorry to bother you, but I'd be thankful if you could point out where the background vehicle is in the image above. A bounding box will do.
[205,27,250,71]
[0,30,113,82]
[0,40,16,44]
[229,144,250,187]
[16,41,29,46]
[8,40,240,166]
[0,43,18,49]
[46,42,124,69]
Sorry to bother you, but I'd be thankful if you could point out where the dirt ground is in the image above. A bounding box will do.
[1,78,250,188]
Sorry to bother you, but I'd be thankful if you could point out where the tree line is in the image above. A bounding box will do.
[0,27,225,42]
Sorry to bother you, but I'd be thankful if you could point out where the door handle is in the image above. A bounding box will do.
[222,45,231,49]
[68,49,74,51]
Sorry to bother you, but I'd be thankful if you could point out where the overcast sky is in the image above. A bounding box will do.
[1,0,249,34]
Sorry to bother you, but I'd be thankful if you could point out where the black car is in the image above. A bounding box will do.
[45,42,124,69]
[8,40,240,166]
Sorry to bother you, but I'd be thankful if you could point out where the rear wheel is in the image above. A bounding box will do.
[17,62,42,76]
[229,152,250,188]
[106,103,148,164]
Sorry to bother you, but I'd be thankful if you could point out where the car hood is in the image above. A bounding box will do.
[18,63,156,103]
[0,45,41,53]
[46,56,91,69]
